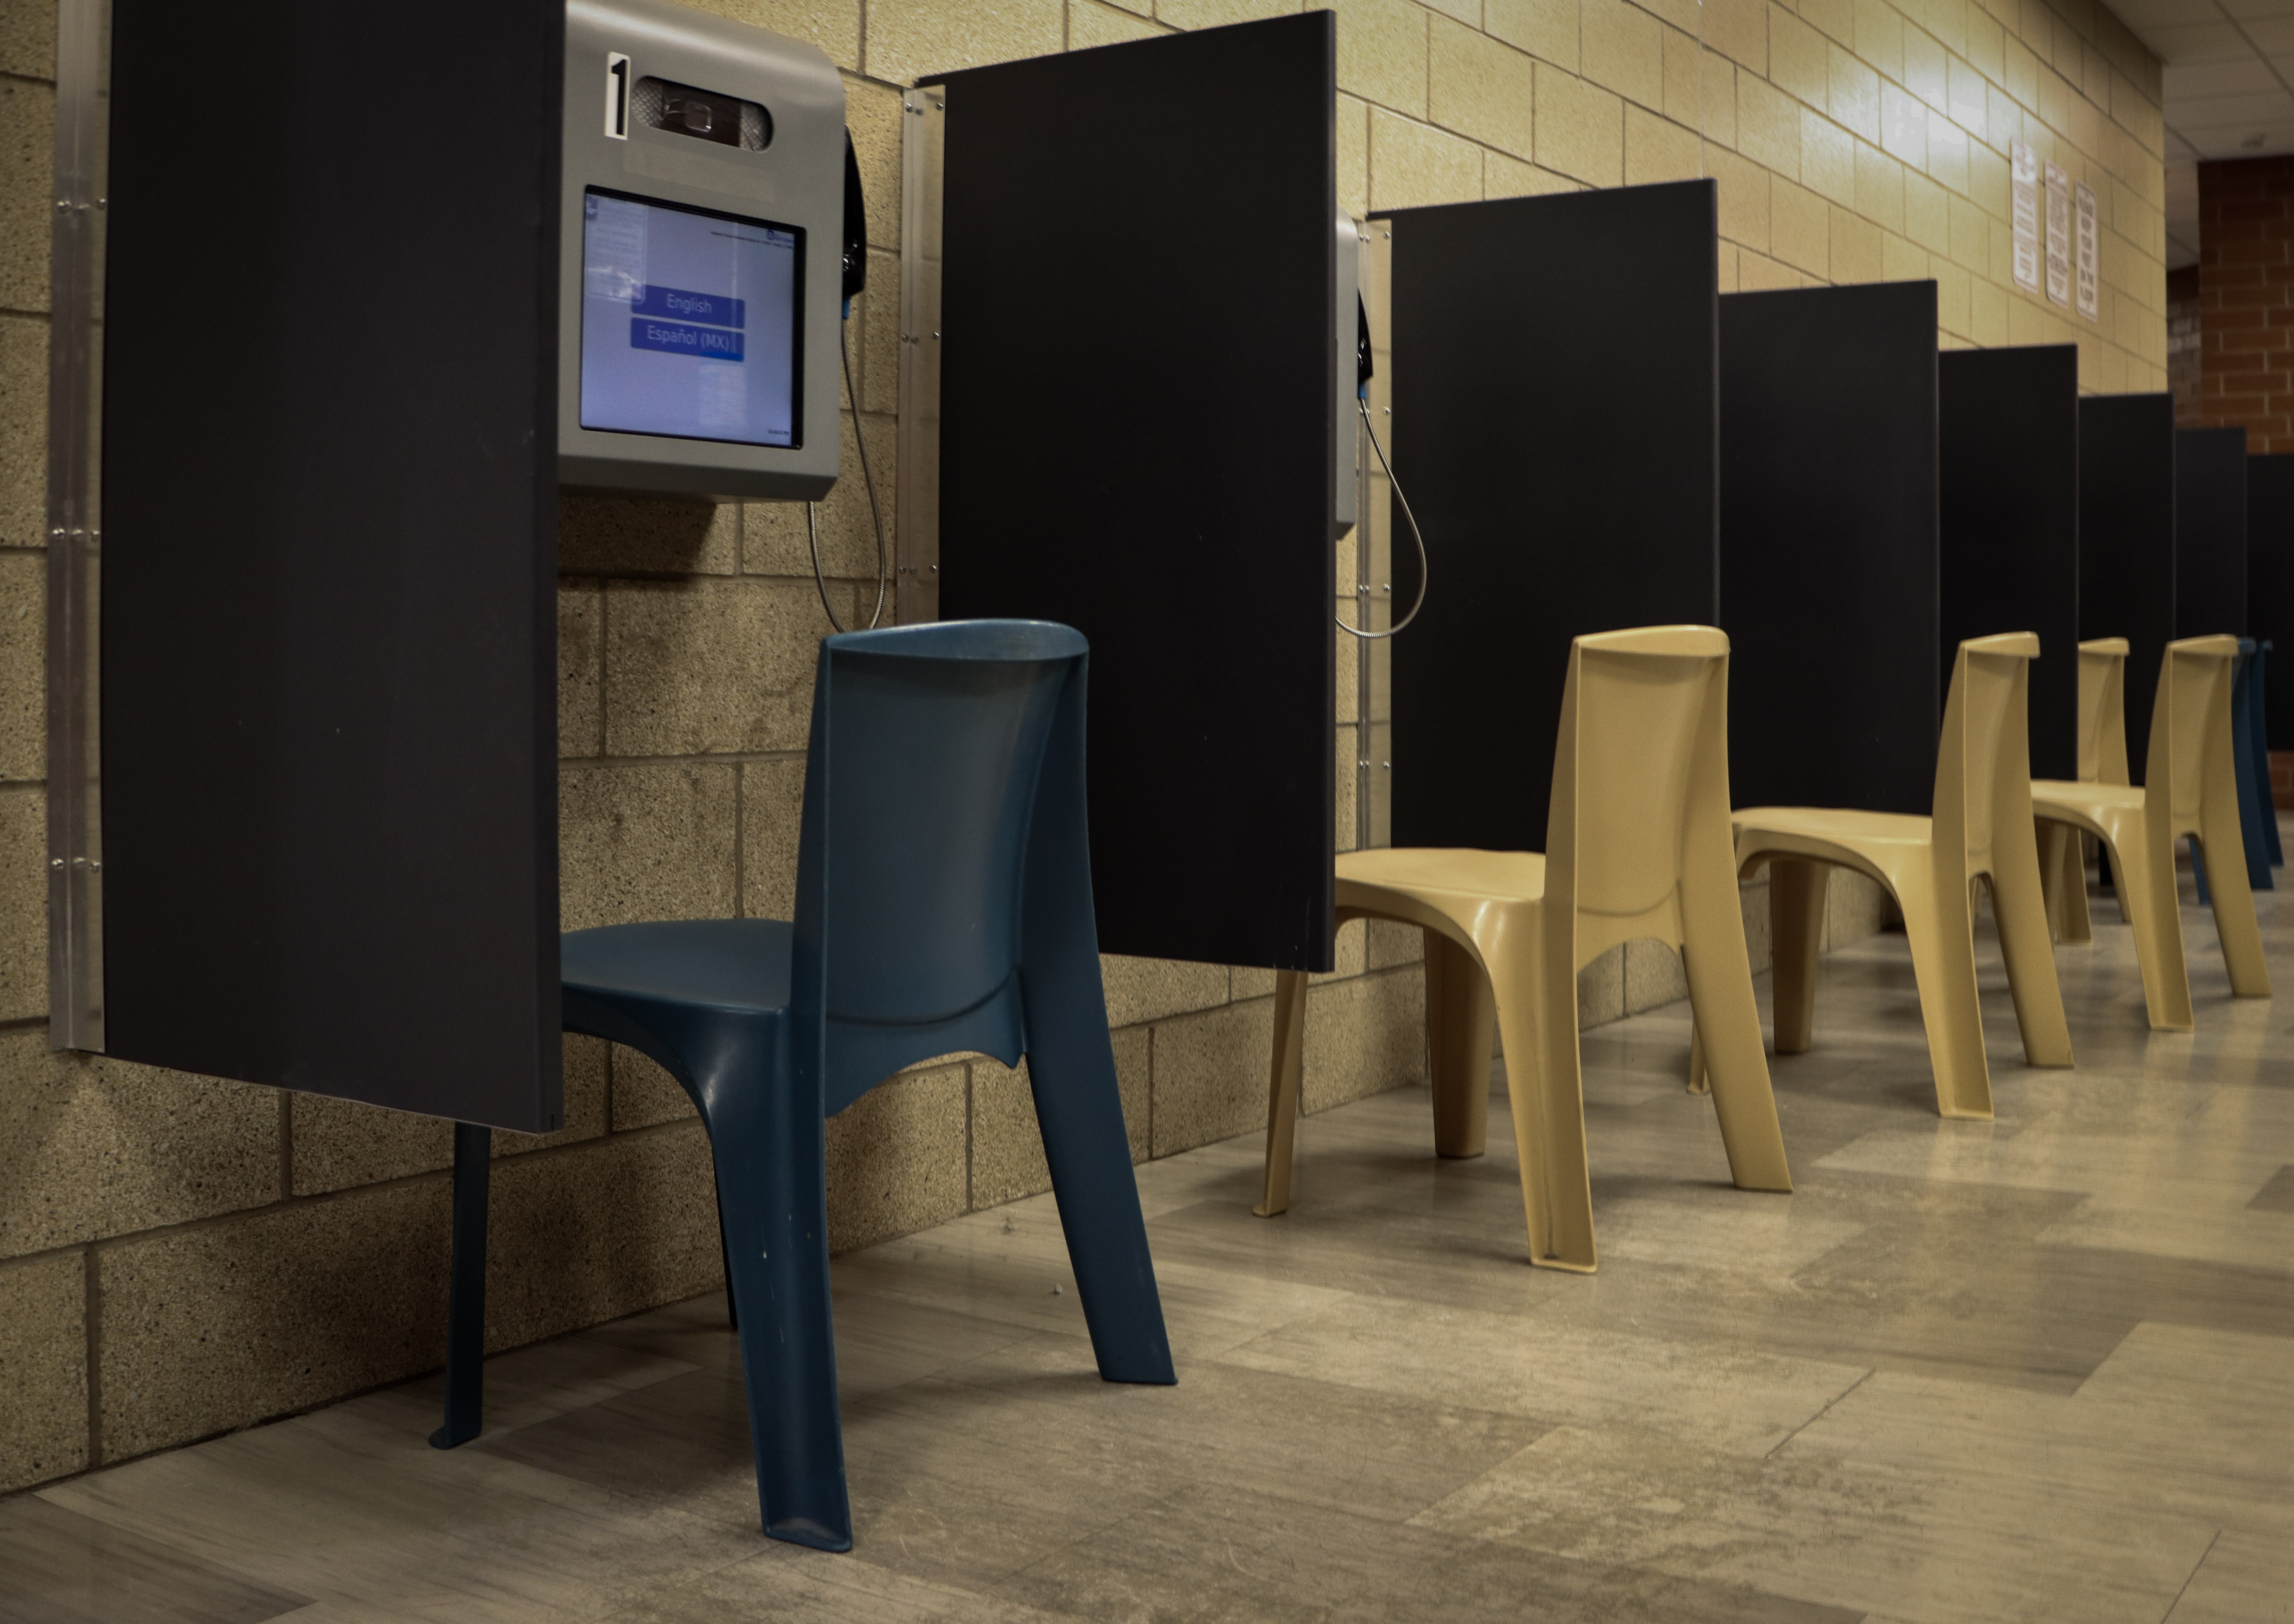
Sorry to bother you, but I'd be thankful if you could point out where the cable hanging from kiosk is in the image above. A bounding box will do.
[809,131,889,635]
[807,321,888,633]
[1340,291,1429,642]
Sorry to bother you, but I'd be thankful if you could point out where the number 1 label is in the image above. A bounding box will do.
[605,53,630,140]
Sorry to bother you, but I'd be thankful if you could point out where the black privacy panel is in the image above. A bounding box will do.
[1719,282,1940,815]
[102,0,564,1129]
[931,15,1336,970]
[1384,181,1718,853]
[2079,394,2176,782]
[2250,455,2294,749]
[2177,426,2249,638]
[1939,345,2079,781]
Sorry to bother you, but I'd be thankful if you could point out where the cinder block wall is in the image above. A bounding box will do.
[0,0,2162,1495]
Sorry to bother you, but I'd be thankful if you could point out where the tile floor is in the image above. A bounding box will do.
[5,854,2292,1623]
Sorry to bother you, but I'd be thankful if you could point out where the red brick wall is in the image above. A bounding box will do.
[2170,266,2202,427]
[2196,156,2294,451]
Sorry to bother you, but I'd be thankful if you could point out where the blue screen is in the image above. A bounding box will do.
[579,190,801,447]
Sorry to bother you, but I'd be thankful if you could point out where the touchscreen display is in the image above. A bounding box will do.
[579,190,802,447]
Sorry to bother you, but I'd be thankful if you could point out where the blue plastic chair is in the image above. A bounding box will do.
[561,620,1175,1551]
[2250,640,2283,870]
[2198,637,2276,900]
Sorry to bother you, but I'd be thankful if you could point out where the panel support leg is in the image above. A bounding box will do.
[430,1120,491,1449]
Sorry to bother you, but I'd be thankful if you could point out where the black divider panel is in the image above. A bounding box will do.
[2077,394,2176,783]
[1939,345,2079,781]
[1718,282,1939,815]
[2177,426,2249,637]
[2250,455,2294,748]
[102,0,564,1128]
[931,15,1337,970]
[1383,181,1717,853]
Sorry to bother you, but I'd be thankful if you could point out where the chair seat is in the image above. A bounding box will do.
[2028,778,2142,837]
[1733,806,1934,849]
[1337,846,1546,904]
[563,919,793,1014]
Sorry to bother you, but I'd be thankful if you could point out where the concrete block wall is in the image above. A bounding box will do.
[0,0,2151,1497]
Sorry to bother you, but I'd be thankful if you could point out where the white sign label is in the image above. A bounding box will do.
[605,52,631,140]
[2011,140,2040,294]
[2044,161,2072,307]
[2075,181,2099,321]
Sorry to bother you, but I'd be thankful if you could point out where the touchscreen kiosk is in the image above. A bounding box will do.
[560,0,844,499]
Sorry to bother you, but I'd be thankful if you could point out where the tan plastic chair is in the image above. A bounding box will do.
[2035,638,2130,944]
[1725,634,2073,1122]
[2031,634,2271,1029]
[1255,626,1793,1274]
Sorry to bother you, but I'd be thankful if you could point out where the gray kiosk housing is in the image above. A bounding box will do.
[560,0,846,498]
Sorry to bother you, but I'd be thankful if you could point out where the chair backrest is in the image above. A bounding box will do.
[1931,632,2039,882]
[1542,625,1735,966]
[792,620,1092,1110]
[2145,634,2242,838]
[2077,637,2130,785]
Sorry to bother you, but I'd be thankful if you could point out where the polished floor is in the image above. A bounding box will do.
[7,856,2293,1624]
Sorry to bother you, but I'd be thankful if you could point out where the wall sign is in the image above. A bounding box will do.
[2012,140,2040,294]
[2075,181,2099,321]
[2045,160,2071,307]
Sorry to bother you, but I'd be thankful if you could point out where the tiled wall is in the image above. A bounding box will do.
[0,0,2157,1497]
[2189,155,2294,451]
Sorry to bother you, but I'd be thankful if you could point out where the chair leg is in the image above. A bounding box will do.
[1678,943,1792,1192]
[2239,765,2276,891]
[707,1082,853,1552]
[2233,674,2276,891]
[715,1187,738,1332]
[430,1121,491,1450]
[1769,859,1829,1055]
[1024,1018,1176,1386]
[2107,822,2194,1030]
[2194,832,2273,999]
[2037,818,2064,938]
[1990,835,2075,1070]
[1254,970,1310,1218]
[1489,929,1597,1273]
[1425,930,1492,1159]
[2060,827,2093,943]
[2037,819,2092,945]
[1896,870,1995,1120]
[1685,1019,1708,1095]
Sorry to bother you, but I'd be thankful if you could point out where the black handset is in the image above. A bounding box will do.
[1357,293,1373,397]
[841,131,866,309]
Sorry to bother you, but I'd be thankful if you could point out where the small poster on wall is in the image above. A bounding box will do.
[2075,181,2099,321]
[2045,161,2072,307]
[2011,140,2040,294]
